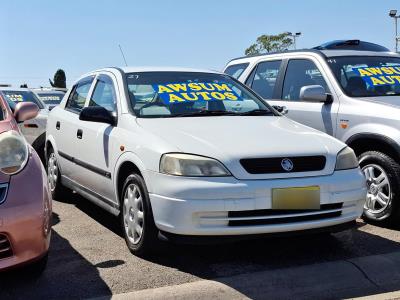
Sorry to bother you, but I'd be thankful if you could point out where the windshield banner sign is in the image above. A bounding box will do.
[153,82,242,104]
[352,66,400,86]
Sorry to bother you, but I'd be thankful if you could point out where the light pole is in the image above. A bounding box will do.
[287,32,302,50]
[389,9,400,52]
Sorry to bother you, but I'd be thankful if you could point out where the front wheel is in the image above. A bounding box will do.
[120,173,158,256]
[359,151,400,225]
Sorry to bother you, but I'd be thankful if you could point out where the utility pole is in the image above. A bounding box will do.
[287,32,302,50]
[389,10,400,52]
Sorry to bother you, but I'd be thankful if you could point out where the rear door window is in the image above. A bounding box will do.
[224,63,249,79]
[250,60,282,99]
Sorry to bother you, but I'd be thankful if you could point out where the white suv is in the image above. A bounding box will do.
[46,67,366,255]
[225,40,400,225]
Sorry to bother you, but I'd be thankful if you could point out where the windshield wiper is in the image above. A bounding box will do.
[169,110,237,118]
[236,109,274,116]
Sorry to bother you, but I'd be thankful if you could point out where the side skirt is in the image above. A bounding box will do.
[61,175,120,216]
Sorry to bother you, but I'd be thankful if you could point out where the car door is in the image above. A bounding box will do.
[273,58,339,136]
[53,76,95,180]
[72,73,120,205]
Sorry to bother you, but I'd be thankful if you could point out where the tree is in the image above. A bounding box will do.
[245,32,293,56]
[20,83,28,88]
[49,69,66,88]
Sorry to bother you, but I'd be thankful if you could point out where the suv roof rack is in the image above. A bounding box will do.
[313,40,390,52]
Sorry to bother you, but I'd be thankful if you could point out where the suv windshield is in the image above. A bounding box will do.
[1,90,45,110]
[126,72,273,118]
[327,56,400,97]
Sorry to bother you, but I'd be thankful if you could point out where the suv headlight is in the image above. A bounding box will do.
[335,147,358,170]
[160,153,231,177]
[0,131,29,175]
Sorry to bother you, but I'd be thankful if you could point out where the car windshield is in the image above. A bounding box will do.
[327,56,400,97]
[126,72,273,118]
[37,92,64,105]
[1,90,45,110]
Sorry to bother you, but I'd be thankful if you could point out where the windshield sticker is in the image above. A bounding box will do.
[152,82,242,104]
[40,96,62,101]
[4,94,24,102]
[352,66,400,86]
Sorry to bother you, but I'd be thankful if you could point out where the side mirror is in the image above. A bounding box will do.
[14,102,39,123]
[272,105,288,115]
[79,106,116,125]
[299,85,332,103]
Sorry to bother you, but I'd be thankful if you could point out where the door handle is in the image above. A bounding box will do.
[56,121,60,130]
[77,129,83,139]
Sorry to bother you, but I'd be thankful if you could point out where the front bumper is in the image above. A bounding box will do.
[147,168,366,236]
[0,149,52,271]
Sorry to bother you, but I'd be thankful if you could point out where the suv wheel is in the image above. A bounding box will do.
[47,147,67,200]
[120,173,158,256]
[359,151,400,224]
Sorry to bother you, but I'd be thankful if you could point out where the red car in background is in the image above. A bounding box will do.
[0,94,51,275]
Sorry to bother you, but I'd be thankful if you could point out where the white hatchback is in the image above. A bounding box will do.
[46,67,367,255]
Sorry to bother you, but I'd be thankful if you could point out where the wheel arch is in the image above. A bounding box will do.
[346,133,400,160]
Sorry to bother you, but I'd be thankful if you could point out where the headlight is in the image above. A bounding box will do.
[0,131,29,175]
[335,147,358,170]
[160,153,231,177]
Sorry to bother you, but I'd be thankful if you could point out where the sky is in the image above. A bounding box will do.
[1,0,399,88]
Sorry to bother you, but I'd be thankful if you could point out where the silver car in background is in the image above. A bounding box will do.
[33,88,66,111]
[0,87,47,161]
[225,40,400,225]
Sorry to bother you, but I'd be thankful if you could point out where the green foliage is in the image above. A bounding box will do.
[49,69,66,88]
[245,33,293,55]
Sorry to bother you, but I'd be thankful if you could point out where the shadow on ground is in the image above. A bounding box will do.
[2,191,400,299]
[0,211,112,300]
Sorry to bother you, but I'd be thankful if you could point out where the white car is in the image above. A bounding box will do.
[0,87,48,161]
[46,67,367,255]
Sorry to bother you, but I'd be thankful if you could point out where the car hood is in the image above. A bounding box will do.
[357,95,400,108]
[136,116,345,179]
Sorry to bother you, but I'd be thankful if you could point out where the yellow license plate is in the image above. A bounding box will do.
[272,186,320,210]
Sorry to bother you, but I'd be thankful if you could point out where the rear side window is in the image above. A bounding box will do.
[224,63,249,79]
[250,60,282,99]
[89,75,117,112]
[65,77,94,112]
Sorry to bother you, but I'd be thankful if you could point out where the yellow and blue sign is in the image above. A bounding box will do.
[153,82,242,104]
[352,66,400,86]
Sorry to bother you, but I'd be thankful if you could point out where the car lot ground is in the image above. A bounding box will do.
[2,191,400,299]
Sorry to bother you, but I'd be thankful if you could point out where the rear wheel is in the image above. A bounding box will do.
[359,151,400,225]
[120,173,158,256]
[47,147,68,200]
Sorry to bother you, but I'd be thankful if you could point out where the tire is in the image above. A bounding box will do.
[120,173,158,256]
[359,151,400,225]
[46,147,68,200]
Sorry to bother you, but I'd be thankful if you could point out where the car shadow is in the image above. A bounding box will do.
[0,212,112,300]
[46,194,400,299]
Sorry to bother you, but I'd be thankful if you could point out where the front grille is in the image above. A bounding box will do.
[228,203,343,227]
[0,234,13,259]
[240,156,326,174]
[0,183,8,205]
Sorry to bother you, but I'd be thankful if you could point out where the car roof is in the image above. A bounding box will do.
[88,66,222,76]
[227,49,400,65]
[0,87,34,92]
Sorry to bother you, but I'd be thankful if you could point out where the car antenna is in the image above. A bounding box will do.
[118,44,128,66]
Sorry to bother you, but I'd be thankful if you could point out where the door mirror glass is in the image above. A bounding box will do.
[299,85,329,102]
[14,102,39,123]
[79,106,115,125]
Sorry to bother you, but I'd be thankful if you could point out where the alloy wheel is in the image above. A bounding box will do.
[362,164,391,214]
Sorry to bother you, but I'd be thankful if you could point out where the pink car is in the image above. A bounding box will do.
[0,95,51,274]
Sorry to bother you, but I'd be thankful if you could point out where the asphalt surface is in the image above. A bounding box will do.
[1,191,400,299]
